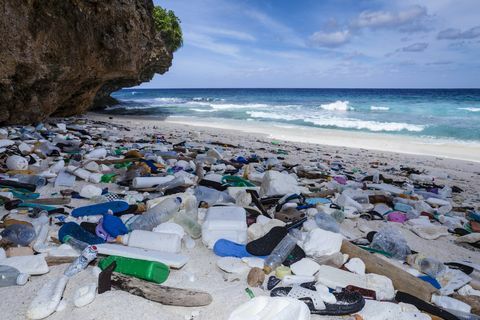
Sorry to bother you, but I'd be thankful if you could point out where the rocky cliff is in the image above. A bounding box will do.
[0,0,174,124]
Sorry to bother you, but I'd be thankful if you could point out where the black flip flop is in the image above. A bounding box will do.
[271,285,365,316]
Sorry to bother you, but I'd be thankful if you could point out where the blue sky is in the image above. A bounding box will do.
[146,0,480,88]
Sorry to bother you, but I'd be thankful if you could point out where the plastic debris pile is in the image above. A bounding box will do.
[0,118,479,320]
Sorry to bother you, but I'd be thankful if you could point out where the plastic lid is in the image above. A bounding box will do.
[16,273,29,286]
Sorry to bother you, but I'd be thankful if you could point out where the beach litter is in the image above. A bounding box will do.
[0,117,479,319]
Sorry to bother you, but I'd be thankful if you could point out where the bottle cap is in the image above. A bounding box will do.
[16,273,30,285]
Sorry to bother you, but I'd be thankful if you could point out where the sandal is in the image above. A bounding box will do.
[271,284,365,316]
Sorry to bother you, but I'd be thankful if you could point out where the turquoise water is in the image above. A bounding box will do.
[107,89,480,142]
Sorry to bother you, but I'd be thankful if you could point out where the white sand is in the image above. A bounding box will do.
[1,113,479,320]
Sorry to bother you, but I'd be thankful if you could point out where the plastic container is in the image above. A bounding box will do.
[431,295,471,314]
[406,254,446,278]
[174,213,201,239]
[314,212,340,233]
[0,265,29,287]
[64,245,98,277]
[202,206,247,248]
[156,176,189,193]
[264,234,297,274]
[117,230,181,253]
[12,174,47,187]
[194,186,235,206]
[132,176,175,189]
[126,197,181,231]
[370,225,411,260]
[0,224,36,246]
[98,255,169,284]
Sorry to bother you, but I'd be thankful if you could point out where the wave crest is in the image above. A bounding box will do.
[370,106,390,111]
[320,100,353,111]
[458,107,480,112]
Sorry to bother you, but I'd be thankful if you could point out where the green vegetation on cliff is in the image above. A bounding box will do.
[153,6,183,52]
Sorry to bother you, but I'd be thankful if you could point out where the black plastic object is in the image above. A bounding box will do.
[395,291,459,320]
[0,179,36,192]
[198,179,228,191]
[4,199,22,210]
[267,276,281,290]
[271,286,365,316]
[246,189,270,218]
[98,261,117,294]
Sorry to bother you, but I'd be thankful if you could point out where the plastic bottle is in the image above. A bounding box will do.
[370,225,411,260]
[98,255,170,284]
[263,234,297,274]
[194,186,235,206]
[174,213,202,239]
[64,245,98,277]
[0,265,29,287]
[0,224,36,246]
[431,295,471,314]
[12,174,47,187]
[406,254,446,278]
[156,176,189,193]
[63,235,89,252]
[116,230,181,253]
[314,212,340,233]
[125,197,182,231]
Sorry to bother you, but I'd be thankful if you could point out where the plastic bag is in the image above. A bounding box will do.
[370,225,411,260]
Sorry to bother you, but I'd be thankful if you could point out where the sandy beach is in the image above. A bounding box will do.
[1,113,479,320]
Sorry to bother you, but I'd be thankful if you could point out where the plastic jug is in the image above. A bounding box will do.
[98,255,169,284]
[116,230,181,253]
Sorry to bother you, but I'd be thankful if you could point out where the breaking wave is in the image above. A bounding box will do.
[320,100,353,111]
[458,107,480,112]
[370,106,390,111]
[247,111,425,132]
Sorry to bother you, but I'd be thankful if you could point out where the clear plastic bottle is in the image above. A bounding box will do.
[63,235,89,253]
[174,213,202,239]
[406,254,446,278]
[370,225,411,260]
[126,197,182,231]
[12,174,47,187]
[314,212,340,233]
[64,245,98,277]
[194,186,235,206]
[156,176,188,193]
[0,224,36,246]
[0,265,29,287]
[263,234,297,274]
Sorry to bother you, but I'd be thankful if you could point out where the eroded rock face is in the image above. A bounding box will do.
[0,0,173,124]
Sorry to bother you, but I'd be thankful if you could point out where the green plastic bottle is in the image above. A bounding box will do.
[98,255,170,284]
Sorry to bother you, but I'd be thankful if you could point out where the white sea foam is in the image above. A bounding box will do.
[247,111,425,132]
[370,106,390,111]
[190,108,216,113]
[320,100,353,111]
[154,97,184,103]
[458,107,480,112]
[209,103,270,110]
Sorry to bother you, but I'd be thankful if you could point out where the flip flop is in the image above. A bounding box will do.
[71,201,129,217]
[213,239,266,258]
[246,226,305,265]
[59,222,105,245]
[271,285,365,316]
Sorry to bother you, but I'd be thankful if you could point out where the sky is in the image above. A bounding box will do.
[145,0,480,88]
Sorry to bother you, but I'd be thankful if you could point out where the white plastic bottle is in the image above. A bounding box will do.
[116,230,181,253]
[126,197,182,231]
[0,265,29,287]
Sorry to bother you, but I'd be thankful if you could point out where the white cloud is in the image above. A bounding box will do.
[184,32,241,57]
[352,5,428,30]
[309,30,351,47]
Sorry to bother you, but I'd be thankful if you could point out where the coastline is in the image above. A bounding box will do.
[90,113,480,163]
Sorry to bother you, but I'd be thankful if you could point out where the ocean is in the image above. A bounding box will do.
[106,88,480,142]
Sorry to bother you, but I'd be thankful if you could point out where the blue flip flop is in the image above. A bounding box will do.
[59,222,105,245]
[71,201,129,217]
[213,239,266,258]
